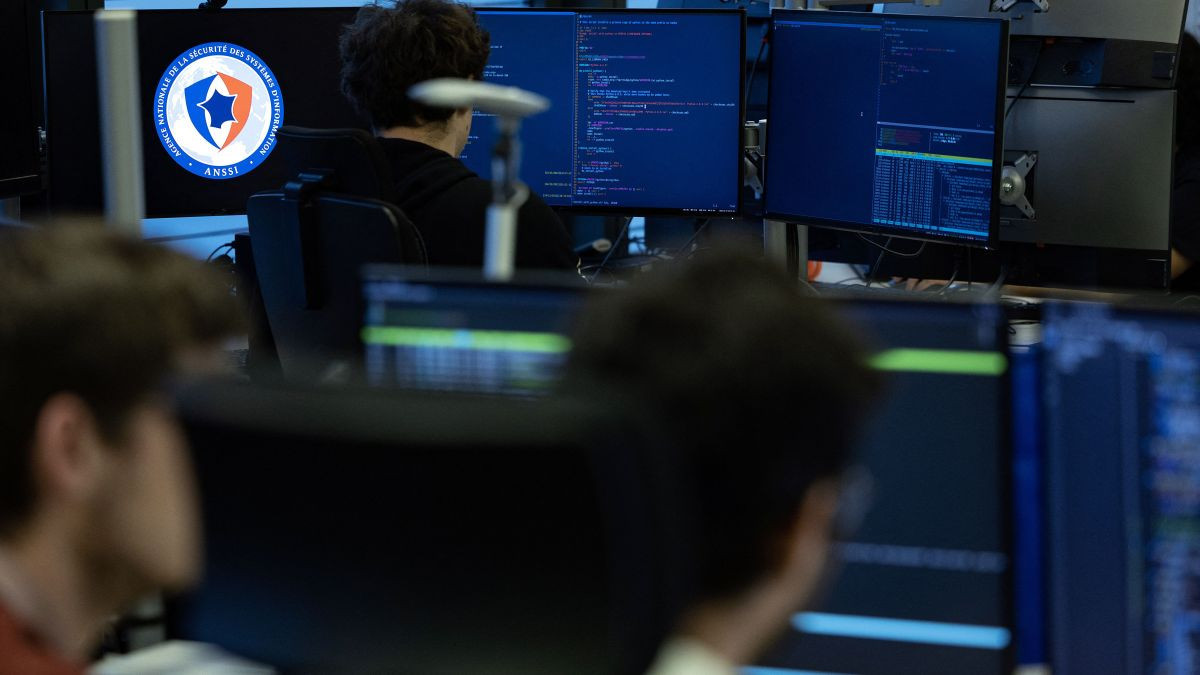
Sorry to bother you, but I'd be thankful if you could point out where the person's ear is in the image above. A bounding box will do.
[773,478,841,588]
[31,393,109,507]
[789,479,841,550]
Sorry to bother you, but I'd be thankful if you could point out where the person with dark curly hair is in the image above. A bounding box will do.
[339,0,575,270]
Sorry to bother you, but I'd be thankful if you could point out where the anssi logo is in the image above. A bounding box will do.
[154,42,284,180]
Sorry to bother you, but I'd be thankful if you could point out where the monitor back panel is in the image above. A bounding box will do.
[174,383,676,675]
[1,0,41,197]
[1000,88,1174,251]
[882,0,1189,44]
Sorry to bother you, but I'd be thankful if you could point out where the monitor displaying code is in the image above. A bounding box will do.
[465,9,744,215]
[1042,304,1200,675]
[361,271,586,397]
[764,11,1006,247]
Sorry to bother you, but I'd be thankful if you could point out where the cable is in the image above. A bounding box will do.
[937,260,961,296]
[864,238,890,288]
[206,241,235,262]
[856,233,927,258]
[676,218,712,258]
[1005,39,1045,121]
[985,263,1010,298]
[967,247,973,292]
[744,23,770,119]
[588,216,633,282]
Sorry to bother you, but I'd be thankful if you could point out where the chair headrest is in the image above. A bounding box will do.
[277,126,396,201]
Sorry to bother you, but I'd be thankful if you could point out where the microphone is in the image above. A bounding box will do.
[408,78,549,119]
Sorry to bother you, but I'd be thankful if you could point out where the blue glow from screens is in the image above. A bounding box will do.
[764,11,1003,245]
[464,10,742,214]
[793,613,1012,650]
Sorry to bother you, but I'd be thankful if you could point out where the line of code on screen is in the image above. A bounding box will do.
[461,10,742,215]
[765,11,1003,245]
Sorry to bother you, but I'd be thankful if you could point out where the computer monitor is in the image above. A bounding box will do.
[171,381,684,675]
[1041,302,1200,675]
[764,10,1008,248]
[42,7,744,218]
[752,298,1014,674]
[1000,88,1174,252]
[884,0,1189,45]
[42,8,364,217]
[1,0,41,199]
[361,267,588,397]
[465,8,745,216]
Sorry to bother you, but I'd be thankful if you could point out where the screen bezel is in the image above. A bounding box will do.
[472,7,747,218]
[763,9,1009,250]
[1,0,41,199]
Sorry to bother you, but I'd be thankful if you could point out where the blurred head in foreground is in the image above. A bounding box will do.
[567,248,879,670]
[0,223,239,666]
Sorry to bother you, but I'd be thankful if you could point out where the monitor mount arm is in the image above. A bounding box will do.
[744,120,765,199]
[999,152,1037,219]
[991,0,1049,12]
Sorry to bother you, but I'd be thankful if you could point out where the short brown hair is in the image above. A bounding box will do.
[338,0,490,130]
[0,224,241,537]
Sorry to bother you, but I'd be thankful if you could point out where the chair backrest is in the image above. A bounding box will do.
[246,126,427,381]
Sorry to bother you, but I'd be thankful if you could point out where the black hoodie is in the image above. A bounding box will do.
[377,137,576,270]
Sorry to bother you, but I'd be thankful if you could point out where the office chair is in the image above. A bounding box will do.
[245,126,428,381]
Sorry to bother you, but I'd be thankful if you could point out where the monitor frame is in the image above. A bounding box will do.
[1,0,41,200]
[1038,300,1200,675]
[805,294,1016,673]
[471,7,747,218]
[763,9,1009,250]
[41,6,368,218]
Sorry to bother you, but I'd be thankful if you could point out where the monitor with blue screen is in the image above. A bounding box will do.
[751,298,1014,674]
[360,267,587,397]
[43,7,743,218]
[465,9,745,216]
[1041,303,1200,675]
[764,10,1008,248]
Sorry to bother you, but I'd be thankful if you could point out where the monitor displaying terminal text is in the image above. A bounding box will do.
[361,268,587,398]
[764,11,1008,247]
[752,298,1014,674]
[465,9,745,216]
